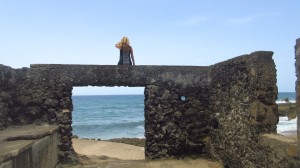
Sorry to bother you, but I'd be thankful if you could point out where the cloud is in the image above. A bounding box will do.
[228,16,254,25]
[182,16,209,26]
[226,12,280,25]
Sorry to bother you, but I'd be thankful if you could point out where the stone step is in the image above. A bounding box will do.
[0,125,59,168]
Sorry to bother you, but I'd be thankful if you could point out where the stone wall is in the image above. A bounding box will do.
[295,38,300,158]
[0,66,76,162]
[208,52,279,167]
[0,65,17,129]
[144,84,211,158]
[0,51,287,167]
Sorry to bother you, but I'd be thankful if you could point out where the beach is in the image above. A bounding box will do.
[56,129,298,168]
[55,138,223,168]
[279,130,297,138]
[72,138,145,160]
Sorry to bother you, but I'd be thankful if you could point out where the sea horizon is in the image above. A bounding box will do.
[73,91,295,95]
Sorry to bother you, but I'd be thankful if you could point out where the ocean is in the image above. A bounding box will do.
[276,92,297,133]
[72,92,296,140]
[72,95,145,140]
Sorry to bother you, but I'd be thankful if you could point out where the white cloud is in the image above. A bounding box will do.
[226,12,280,25]
[228,16,254,25]
[182,16,209,26]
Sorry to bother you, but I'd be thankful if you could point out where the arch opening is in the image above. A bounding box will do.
[71,86,145,140]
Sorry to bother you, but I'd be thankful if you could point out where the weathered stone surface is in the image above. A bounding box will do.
[32,131,58,168]
[0,125,59,141]
[1,51,297,167]
[278,103,297,120]
[249,101,278,133]
[0,125,59,168]
[0,65,17,130]
[206,51,281,167]
[259,134,300,168]
[295,38,300,158]
[145,84,210,159]
[0,140,34,164]
[0,160,13,168]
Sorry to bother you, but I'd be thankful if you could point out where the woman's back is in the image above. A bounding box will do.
[120,46,132,65]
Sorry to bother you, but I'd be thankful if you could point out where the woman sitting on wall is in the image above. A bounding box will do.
[115,37,135,65]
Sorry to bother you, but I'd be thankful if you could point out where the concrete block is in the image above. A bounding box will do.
[32,136,50,168]
[31,129,59,168]
[0,125,59,168]
[0,140,33,164]
[0,160,12,168]
[13,149,32,168]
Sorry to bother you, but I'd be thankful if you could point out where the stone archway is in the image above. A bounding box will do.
[0,51,279,166]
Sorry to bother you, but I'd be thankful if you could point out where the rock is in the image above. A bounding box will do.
[283,98,290,103]
[287,105,297,120]
[278,103,296,119]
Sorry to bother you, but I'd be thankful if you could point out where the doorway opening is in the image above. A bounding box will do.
[70,86,146,160]
[71,86,145,140]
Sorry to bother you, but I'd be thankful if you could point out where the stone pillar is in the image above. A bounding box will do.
[296,38,300,158]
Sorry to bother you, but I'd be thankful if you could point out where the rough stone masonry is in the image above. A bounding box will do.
[295,38,300,158]
[1,51,295,167]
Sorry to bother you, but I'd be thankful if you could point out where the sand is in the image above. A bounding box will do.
[59,131,299,168]
[72,138,145,160]
[279,130,297,138]
[57,138,223,168]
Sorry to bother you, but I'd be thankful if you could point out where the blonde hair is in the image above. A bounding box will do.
[121,37,130,45]
[118,37,131,51]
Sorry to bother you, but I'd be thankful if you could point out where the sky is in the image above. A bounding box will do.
[1,0,299,95]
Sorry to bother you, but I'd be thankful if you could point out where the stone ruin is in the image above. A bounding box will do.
[295,38,300,158]
[1,51,299,167]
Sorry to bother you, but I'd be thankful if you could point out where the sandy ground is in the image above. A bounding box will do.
[72,138,145,160]
[58,131,299,168]
[279,130,297,138]
[56,138,223,168]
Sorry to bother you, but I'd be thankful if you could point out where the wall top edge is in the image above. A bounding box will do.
[29,64,208,69]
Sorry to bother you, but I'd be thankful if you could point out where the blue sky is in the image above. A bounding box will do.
[1,0,299,95]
